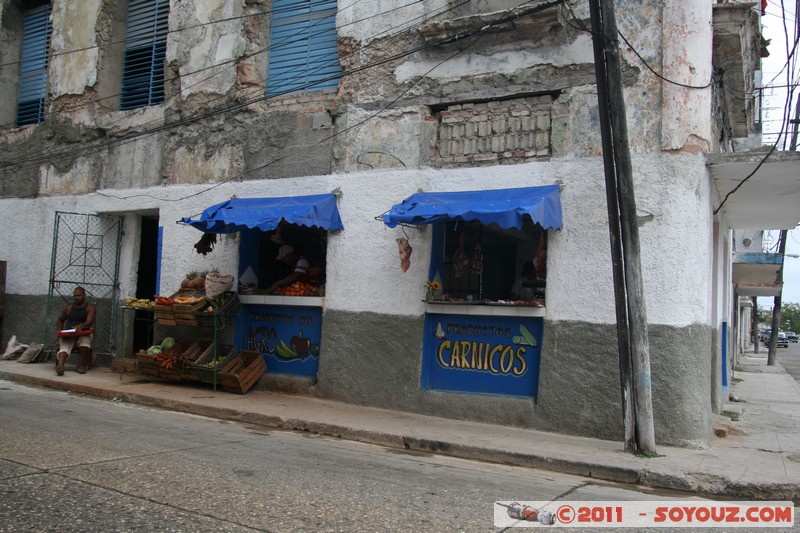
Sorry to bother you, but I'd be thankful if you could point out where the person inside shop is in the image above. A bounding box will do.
[511,261,538,301]
[55,286,96,376]
[510,234,547,301]
[266,244,325,294]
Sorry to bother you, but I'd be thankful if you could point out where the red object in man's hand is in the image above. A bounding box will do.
[58,328,94,337]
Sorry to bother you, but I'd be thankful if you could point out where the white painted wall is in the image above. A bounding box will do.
[0,153,712,329]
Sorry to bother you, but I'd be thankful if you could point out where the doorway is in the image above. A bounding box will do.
[133,216,159,352]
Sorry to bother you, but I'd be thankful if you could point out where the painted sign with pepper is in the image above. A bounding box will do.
[241,304,322,377]
[421,313,543,397]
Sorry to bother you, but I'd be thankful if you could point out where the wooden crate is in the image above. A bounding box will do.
[171,290,208,326]
[194,343,235,384]
[154,304,176,326]
[218,350,266,394]
[136,350,159,376]
[198,292,241,329]
[176,339,211,381]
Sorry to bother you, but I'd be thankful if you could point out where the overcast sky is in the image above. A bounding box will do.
[756,3,799,307]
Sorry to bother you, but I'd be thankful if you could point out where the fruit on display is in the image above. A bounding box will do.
[154,295,175,306]
[180,272,207,291]
[272,282,319,296]
[125,298,154,310]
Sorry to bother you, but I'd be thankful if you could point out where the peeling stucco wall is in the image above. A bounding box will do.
[661,0,714,152]
[0,0,737,445]
[50,0,101,98]
[169,0,247,99]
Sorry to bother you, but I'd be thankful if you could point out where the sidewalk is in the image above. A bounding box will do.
[1,351,799,503]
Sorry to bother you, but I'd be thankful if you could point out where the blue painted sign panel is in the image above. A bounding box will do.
[422,313,543,397]
[240,304,322,377]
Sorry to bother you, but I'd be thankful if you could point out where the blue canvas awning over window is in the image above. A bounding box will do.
[181,194,344,233]
[381,185,562,230]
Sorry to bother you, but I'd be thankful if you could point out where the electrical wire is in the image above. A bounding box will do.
[0,0,429,130]
[1,0,475,167]
[0,0,375,69]
[562,1,714,90]
[714,0,798,214]
[93,0,565,203]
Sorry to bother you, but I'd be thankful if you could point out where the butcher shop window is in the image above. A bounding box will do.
[430,218,547,304]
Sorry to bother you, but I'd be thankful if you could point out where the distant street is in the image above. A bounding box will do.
[0,380,712,532]
[763,338,800,383]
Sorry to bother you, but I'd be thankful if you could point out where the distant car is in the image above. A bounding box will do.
[777,332,789,348]
[786,331,799,343]
[761,330,772,343]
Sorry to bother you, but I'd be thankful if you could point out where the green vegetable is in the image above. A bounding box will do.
[147,345,163,355]
[160,337,176,350]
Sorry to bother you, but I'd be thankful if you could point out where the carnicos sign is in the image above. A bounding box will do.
[422,314,543,397]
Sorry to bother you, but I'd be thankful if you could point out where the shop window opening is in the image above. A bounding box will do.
[240,222,328,297]
[430,217,547,305]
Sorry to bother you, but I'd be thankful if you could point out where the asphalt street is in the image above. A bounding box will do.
[773,338,800,383]
[0,380,720,533]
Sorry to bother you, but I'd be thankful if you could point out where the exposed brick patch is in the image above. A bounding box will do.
[432,96,552,168]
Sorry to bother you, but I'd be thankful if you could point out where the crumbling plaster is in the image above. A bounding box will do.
[50,0,101,98]
[660,0,714,152]
[169,0,246,97]
[0,0,22,127]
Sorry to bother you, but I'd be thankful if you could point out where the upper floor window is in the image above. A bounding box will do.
[16,1,52,127]
[267,0,341,96]
[121,0,169,110]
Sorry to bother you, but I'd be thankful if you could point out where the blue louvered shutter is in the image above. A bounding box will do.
[267,0,341,96]
[16,3,52,127]
[121,0,169,110]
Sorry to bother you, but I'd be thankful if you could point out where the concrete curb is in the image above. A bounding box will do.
[4,369,798,503]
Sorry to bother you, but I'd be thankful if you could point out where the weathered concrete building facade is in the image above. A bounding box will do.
[0,0,781,447]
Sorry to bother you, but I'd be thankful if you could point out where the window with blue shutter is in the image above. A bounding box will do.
[267,0,341,96]
[121,0,169,110]
[16,2,52,127]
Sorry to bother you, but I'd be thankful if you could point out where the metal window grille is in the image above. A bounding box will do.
[121,0,169,110]
[16,3,52,127]
[267,0,341,96]
[45,213,123,355]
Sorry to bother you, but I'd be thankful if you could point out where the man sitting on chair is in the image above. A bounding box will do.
[55,286,96,376]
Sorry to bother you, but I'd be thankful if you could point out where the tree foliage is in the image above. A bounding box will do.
[780,303,800,332]
[759,302,800,332]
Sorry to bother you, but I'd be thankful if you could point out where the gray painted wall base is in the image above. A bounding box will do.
[316,310,714,447]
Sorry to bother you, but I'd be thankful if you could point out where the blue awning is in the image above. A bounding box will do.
[382,185,562,230]
[181,194,344,233]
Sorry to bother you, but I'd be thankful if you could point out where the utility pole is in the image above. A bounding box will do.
[767,91,799,364]
[767,230,787,365]
[589,0,656,454]
[752,297,758,354]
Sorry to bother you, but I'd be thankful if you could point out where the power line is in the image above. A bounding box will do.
[5,0,566,204]
[0,0,372,69]
[97,0,564,204]
[0,0,431,130]
[1,0,473,167]
[562,2,713,90]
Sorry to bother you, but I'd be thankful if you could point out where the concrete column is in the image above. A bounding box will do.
[661,0,714,152]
